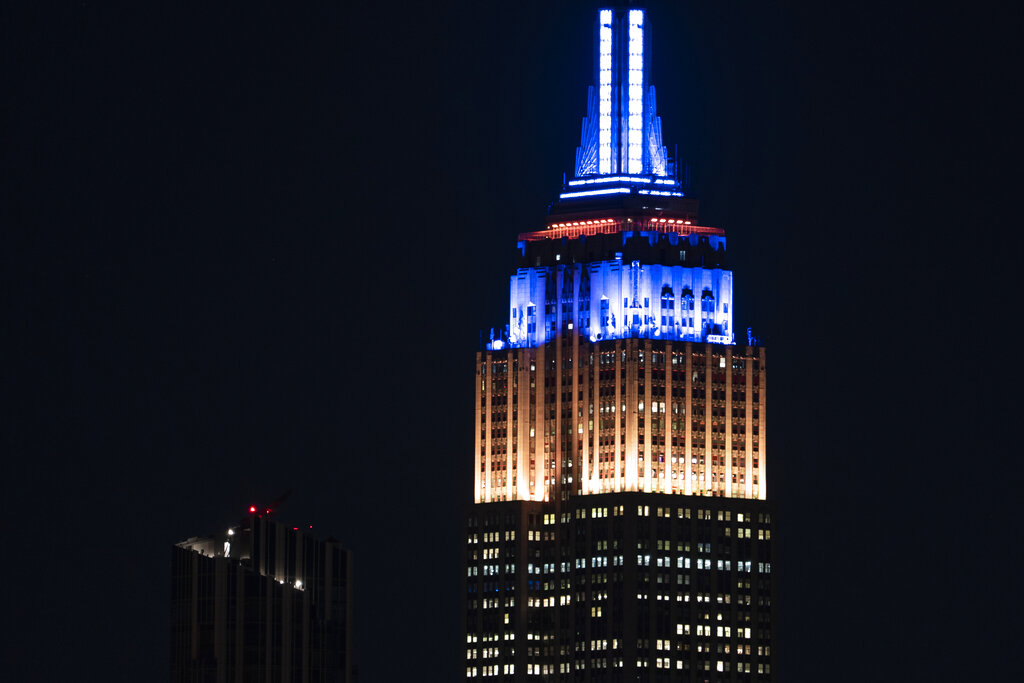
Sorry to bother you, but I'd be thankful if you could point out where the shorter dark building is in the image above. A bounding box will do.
[171,509,352,683]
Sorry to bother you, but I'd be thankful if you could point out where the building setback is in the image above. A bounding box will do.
[172,509,352,683]
[464,7,776,682]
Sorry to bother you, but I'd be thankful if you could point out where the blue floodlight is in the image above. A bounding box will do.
[558,187,633,199]
[637,189,685,197]
[567,175,653,186]
[626,10,644,174]
[598,10,613,174]
[501,260,735,350]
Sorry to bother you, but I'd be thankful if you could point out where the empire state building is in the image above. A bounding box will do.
[464,7,776,682]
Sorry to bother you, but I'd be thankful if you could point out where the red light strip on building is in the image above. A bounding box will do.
[518,217,724,242]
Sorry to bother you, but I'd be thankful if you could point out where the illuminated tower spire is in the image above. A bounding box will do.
[575,7,672,180]
[465,7,776,680]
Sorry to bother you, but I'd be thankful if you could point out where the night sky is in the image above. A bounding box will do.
[3,2,1007,681]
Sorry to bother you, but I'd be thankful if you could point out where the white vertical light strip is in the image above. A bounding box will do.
[598,9,613,174]
[625,341,638,493]
[484,354,492,502]
[642,343,652,493]
[535,347,546,501]
[746,354,754,500]
[614,340,623,492]
[580,353,590,496]
[474,355,483,503]
[506,364,514,501]
[684,348,693,495]
[626,9,644,174]
[665,343,675,493]
[591,362,600,494]
[517,351,529,501]
[725,347,733,498]
[757,353,766,500]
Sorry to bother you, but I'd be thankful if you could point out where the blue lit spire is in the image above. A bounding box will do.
[574,8,673,184]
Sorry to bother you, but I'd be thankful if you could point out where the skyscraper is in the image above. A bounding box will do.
[464,7,776,681]
[171,507,352,683]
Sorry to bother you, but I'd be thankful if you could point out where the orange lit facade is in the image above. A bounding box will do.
[475,339,765,505]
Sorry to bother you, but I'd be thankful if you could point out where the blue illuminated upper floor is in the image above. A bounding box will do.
[486,221,734,351]
[488,255,733,351]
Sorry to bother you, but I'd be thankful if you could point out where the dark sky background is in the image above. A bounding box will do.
[2,1,1010,681]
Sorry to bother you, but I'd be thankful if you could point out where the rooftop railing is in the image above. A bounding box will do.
[519,219,724,242]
